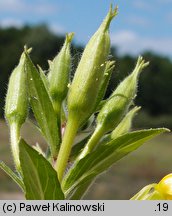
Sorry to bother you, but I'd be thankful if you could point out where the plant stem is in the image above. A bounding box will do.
[78,124,105,160]
[53,101,62,142]
[55,117,79,182]
[54,101,61,119]
[10,122,21,172]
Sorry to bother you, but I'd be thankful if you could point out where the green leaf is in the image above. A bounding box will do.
[62,128,168,197]
[94,60,115,111]
[111,106,140,139]
[24,52,60,158]
[70,135,90,162]
[0,161,25,191]
[68,180,93,200]
[19,139,64,200]
[95,100,107,113]
[38,65,50,93]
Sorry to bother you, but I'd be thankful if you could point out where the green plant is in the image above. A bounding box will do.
[0,5,169,200]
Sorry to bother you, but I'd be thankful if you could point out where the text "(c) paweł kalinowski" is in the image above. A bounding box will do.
[19,202,105,212]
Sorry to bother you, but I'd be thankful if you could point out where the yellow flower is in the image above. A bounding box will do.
[156,173,172,199]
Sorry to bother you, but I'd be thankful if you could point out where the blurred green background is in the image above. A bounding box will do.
[0,0,172,199]
[0,119,171,199]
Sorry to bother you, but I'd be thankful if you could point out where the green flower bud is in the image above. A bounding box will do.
[5,49,29,172]
[49,33,74,114]
[5,51,28,126]
[56,6,118,181]
[67,5,118,126]
[97,56,149,132]
[78,57,148,159]
[111,106,140,139]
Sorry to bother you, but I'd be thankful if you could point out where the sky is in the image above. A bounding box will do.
[0,0,172,57]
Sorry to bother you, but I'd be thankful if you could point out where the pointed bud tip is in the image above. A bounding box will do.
[37,64,43,72]
[154,127,170,133]
[137,56,149,68]
[127,106,141,118]
[132,56,149,78]
[163,128,171,132]
[106,60,116,67]
[102,4,118,31]
[109,4,118,18]
[66,32,74,44]
[137,106,141,110]
[24,45,32,54]
[48,60,53,66]
[132,106,141,113]
[104,60,115,75]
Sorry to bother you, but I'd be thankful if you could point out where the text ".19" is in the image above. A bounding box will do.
[156,203,168,211]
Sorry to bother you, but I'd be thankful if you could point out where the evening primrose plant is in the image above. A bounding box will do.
[0,5,170,200]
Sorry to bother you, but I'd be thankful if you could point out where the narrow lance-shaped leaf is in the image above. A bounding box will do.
[94,60,115,111]
[19,139,64,200]
[111,106,140,139]
[69,180,93,200]
[38,65,50,93]
[62,128,169,197]
[98,106,140,146]
[24,50,60,158]
[0,161,25,191]
[70,135,91,162]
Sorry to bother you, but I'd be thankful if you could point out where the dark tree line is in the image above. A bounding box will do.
[110,51,172,116]
[0,25,172,120]
[0,25,83,117]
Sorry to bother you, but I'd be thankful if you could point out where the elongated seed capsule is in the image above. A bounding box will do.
[111,106,140,139]
[78,57,149,159]
[5,50,28,171]
[67,5,118,126]
[156,173,172,200]
[56,5,118,182]
[49,33,74,114]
